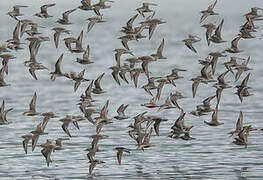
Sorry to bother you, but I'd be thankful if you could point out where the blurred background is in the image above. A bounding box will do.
[0,0,263,179]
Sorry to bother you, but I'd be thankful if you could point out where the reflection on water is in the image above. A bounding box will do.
[0,0,263,179]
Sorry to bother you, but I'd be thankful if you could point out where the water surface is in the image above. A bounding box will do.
[0,0,263,179]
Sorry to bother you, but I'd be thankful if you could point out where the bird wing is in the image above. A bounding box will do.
[148,23,157,40]
[83,45,90,60]
[157,38,165,57]
[95,73,105,90]
[29,92,37,112]
[117,150,123,165]
[55,54,63,74]
[192,80,199,98]
[215,19,224,39]
[236,111,243,131]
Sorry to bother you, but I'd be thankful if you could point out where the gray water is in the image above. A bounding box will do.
[1,0,263,179]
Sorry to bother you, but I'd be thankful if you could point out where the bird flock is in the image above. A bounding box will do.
[0,0,263,176]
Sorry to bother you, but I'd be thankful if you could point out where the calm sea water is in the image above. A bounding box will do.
[0,0,263,179]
